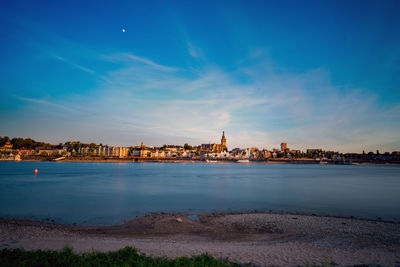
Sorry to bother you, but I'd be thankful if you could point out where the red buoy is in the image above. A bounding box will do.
[34,168,38,174]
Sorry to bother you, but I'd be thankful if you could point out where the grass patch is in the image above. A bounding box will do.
[0,246,385,267]
[0,245,244,266]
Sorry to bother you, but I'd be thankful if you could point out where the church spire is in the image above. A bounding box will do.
[221,131,227,149]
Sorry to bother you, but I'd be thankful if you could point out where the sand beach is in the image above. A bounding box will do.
[1,212,399,266]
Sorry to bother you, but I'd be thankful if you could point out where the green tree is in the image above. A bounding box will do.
[72,142,81,151]
[40,151,48,157]
[0,136,10,146]
[9,137,50,149]
[89,143,98,150]
[184,143,192,150]
[11,138,24,149]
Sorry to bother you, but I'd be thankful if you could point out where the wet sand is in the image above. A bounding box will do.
[1,212,399,266]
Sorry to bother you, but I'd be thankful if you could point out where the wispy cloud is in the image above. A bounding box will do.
[83,49,400,151]
[102,53,180,72]
[54,56,95,74]
[15,96,76,111]
[10,43,399,151]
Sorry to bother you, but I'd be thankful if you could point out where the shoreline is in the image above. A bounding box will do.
[1,210,399,226]
[1,212,399,266]
[2,157,399,165]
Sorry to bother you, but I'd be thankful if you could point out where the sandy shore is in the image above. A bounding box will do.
[1,213,399,266]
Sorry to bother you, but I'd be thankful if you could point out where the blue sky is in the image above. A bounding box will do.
[0,0,399,152]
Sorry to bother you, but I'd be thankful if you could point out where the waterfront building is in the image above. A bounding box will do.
[237,148,249,159]
[78,147,90,155]
[253,150,264,159]
[150,150,165,158]
[95,146,129,158]
[140,148,150,157]
[165,151,176,157]
[229,148,242,158]
[281,142,287,152]
[18,149,34,155]
[306,149,323,159]
[181,151,192,158]
[110,146,129,158]
[218,151,231,158]
[36,147,63,156]
[131,142,150,157]
[95,146,107,156]
[392,152,400,160]
[262,149,272,158]
[1,141,13,149]
[201,131,227,153]
[161,145,183,152]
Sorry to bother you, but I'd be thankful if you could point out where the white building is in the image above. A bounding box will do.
[95,146,129,158]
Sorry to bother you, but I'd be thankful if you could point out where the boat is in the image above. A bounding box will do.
[319,161,328,164]
[236,159,250,163]
[205,159,218,163]
[348,160,360,165]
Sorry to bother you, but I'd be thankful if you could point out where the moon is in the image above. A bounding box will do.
[122,28,126,33]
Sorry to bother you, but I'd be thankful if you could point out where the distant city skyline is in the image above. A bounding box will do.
[1,1,399,153]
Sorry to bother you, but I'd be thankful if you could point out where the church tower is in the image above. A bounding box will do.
[221,131,227,150]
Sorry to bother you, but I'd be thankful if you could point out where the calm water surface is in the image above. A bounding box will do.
[0,162,399,225]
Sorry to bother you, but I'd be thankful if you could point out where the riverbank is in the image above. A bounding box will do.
[2,157,399,165]
[1,212,399,266]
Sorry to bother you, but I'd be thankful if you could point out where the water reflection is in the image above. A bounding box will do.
[0,162,399,225]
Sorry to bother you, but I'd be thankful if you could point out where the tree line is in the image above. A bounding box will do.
[0,136,52,149]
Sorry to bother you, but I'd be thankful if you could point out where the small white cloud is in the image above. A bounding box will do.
[188,43,203,59]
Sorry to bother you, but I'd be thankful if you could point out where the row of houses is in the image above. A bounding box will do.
[74,144,249,159]
[0,143,346,160]
[2,140,399,161]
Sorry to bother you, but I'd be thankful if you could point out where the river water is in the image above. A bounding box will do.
[0,161,399,225]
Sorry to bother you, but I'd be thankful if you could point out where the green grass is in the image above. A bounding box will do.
[0,245,244,267]
[0,246,385,267]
